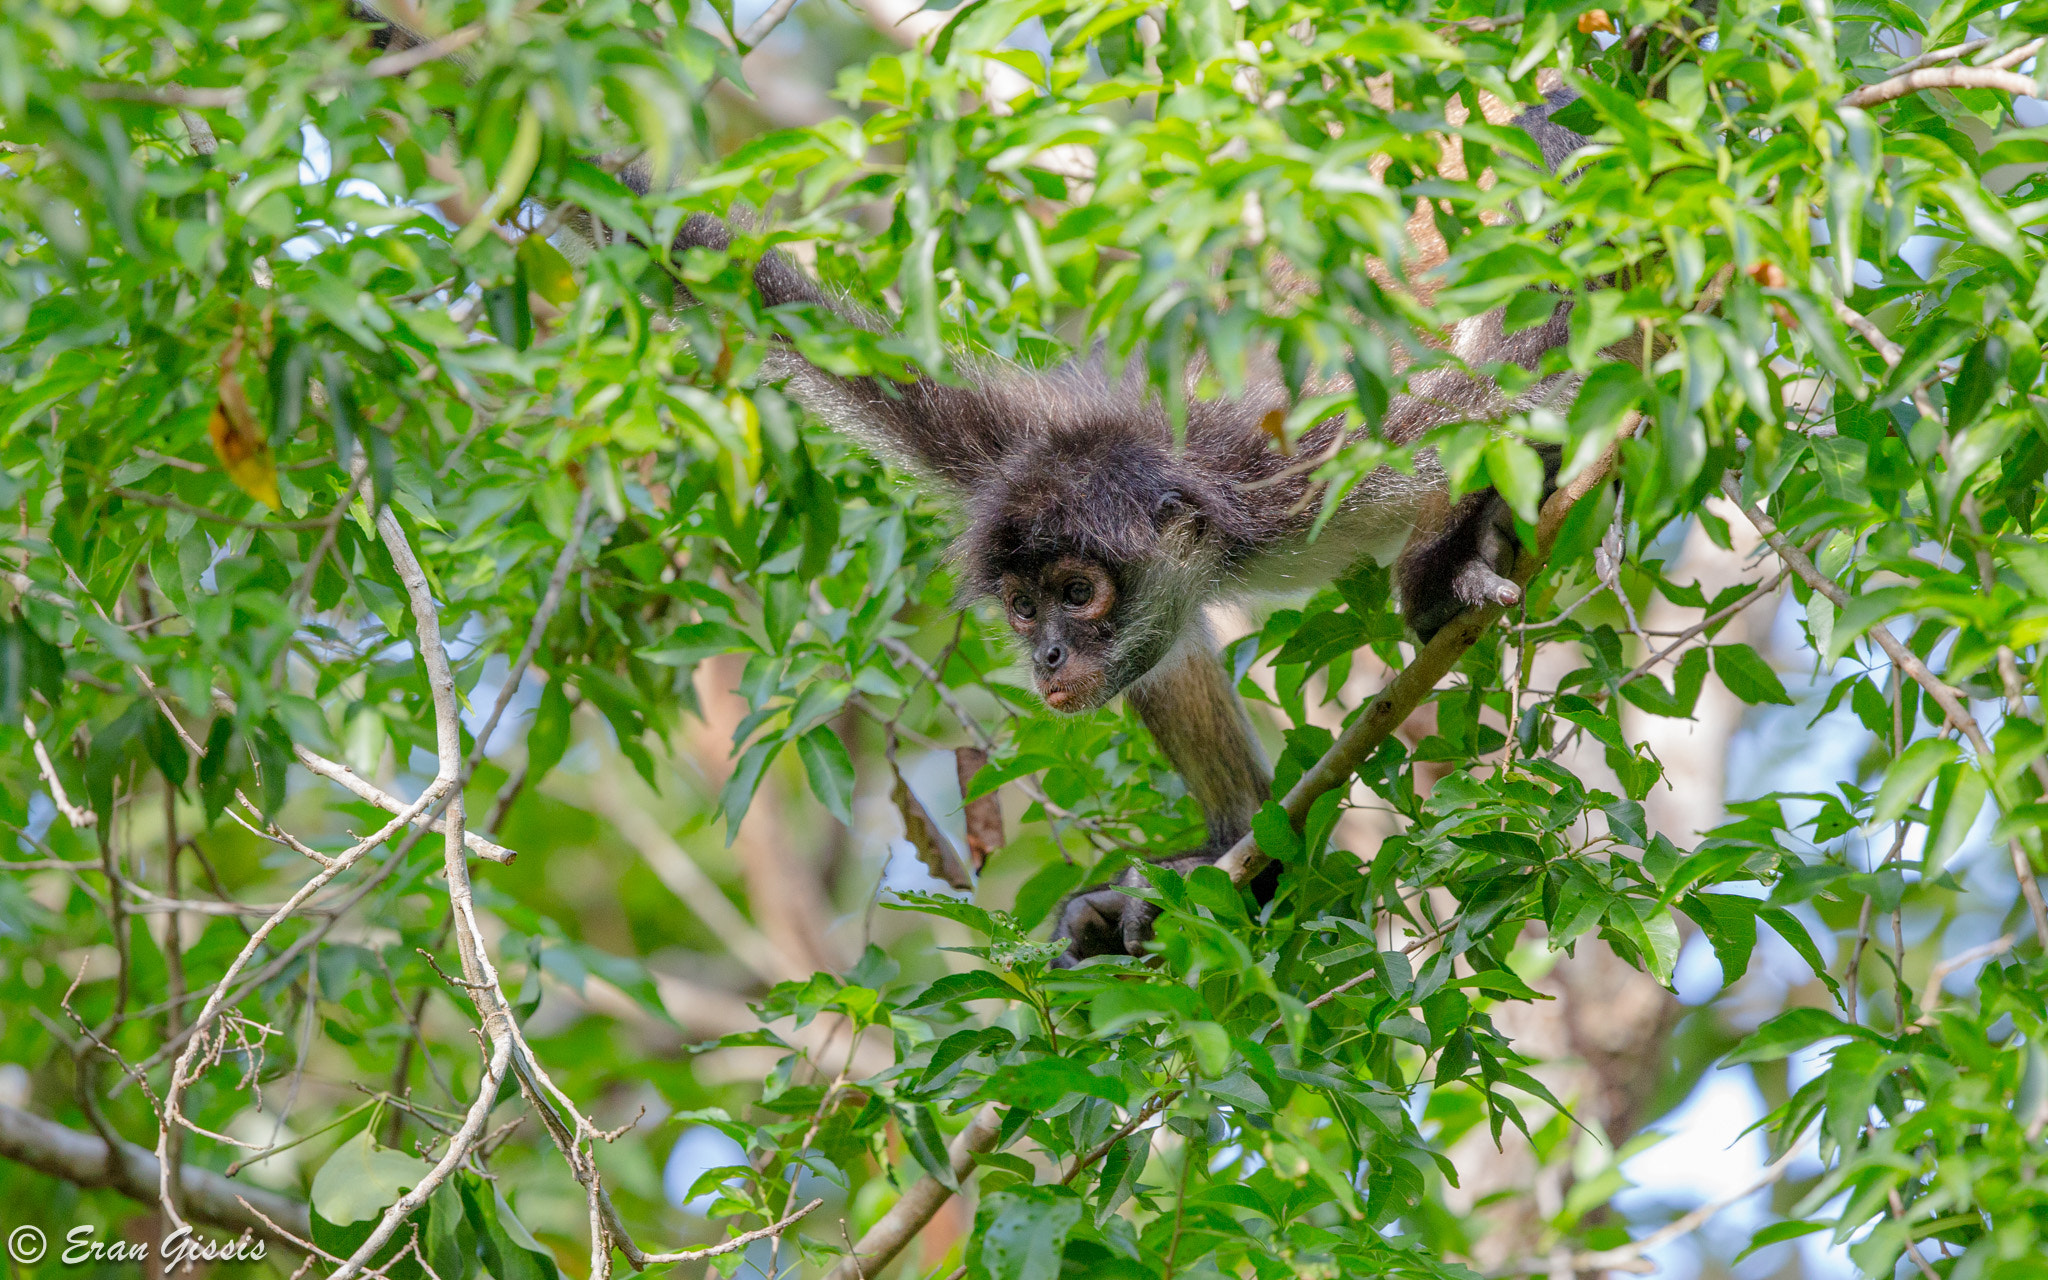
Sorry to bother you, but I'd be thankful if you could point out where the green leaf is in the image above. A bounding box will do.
[517,235,578,307]
[986,1057,1126,1108]
[525,676,572,786]
[1012,859,1085,931]
[640,620,752,667]
[715,739,780,833]
[903,1104,959,1190]
[1677,893,1760,986]
[310,1129,432,1226]
[198,715,236,823]
[1925,761,1988,872]
[796,727,856,824]
[907,969,1020,1012]
[1186,1021,1231,1077]
[1713,643,1792,706]
[1724,1008,1855,1064]
[1869,738,1960,829]
[1825,587,1913,665]
[1485,437,1545,524]
[976,1187,1082,1280]
[459,1175,560,1280]
[1757,907,1842,998]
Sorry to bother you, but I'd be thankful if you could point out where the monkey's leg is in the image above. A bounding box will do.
[1050,643,1272,964]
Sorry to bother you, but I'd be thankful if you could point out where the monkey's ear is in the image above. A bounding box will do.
[1153,489,1208,538]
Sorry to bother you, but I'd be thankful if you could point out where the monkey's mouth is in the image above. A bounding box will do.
[1038,669,1110,713]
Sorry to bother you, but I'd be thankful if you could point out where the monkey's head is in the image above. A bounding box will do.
[962,427,1226,714]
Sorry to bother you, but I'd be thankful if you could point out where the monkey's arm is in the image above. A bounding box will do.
[1050,640,1274,964]
[1377,89,1586,640]
[667,216,1025,492]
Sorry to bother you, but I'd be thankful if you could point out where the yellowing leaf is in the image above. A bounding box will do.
[1258,407,1293,455]
[208,341,281,511]
[518,235,578,306]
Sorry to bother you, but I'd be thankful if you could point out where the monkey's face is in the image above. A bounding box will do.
[1000,557,1121,713]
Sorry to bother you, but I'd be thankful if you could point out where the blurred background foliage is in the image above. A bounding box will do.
[1,0,2047,1275]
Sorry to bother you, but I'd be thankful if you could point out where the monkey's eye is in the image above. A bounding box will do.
[1010,594,1037,620]
[1062,579,1094,608]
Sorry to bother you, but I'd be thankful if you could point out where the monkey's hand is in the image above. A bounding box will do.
[1048,873,1148,968]
[1048,853,1277,966]
[1397,489,1527,644]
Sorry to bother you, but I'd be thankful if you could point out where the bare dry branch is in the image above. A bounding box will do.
[1916,933,2015,1023]
[26,714,94,827]
[290,748,515,863]
[739,0,804,46]
[634,1198,825,1265]
[1885,37,1993,76]
[154,782,457,1226]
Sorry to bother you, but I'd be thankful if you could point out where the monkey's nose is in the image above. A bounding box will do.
[1038,644,1066,671]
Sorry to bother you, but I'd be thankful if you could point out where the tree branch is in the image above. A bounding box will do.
[738,0,803,47]
[1842,66,2038,108]
[1214,423,1634,886]
[822,1104,1004,1280]
[1500,1140,1805,1276]
[289,748,515,864]
[0,1102,310,1246]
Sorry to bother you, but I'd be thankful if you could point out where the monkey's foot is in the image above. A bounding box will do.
[1048,873,1161,967]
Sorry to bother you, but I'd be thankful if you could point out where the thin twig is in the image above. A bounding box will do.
[1723,475,2048,946]
[363,22,485,76]
[739,0,804,46]
[1885,36,1993,76]
[822,1107,1005,1280]
[634,1199,826,1265]
[1915,934,2014,1024]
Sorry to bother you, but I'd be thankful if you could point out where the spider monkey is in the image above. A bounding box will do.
[644,92,1587,964]
[344,10,1591,962]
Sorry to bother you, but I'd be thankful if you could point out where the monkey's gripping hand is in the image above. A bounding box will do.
[1397,439,1563,644]
[1048,865,1164,967]
[1049,854,1279,966]
[1396,490,1524,644]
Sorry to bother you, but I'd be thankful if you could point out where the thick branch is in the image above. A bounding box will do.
[1214,426,1632,886]
[0,1103,309,1245]
[822,1104,1004,1280]
[1842,66,2038,107]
